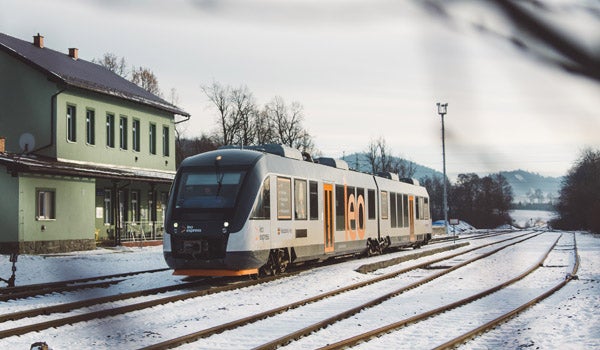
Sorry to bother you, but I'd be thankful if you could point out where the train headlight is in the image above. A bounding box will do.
[223,221,229,228]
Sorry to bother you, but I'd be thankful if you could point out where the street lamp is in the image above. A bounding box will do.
[437,102,449,235]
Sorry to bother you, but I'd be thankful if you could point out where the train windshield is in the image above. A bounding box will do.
[174,171,245,209]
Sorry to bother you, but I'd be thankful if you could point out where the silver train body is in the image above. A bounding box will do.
[163,145,432,276]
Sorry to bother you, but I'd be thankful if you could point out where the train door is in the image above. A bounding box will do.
[323,183,334,253]
[409,196,415,242]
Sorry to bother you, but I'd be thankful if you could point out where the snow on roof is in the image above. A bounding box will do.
[0,32,189,117]
[0,153,175,183]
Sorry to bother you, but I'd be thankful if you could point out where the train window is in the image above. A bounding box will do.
[424,197,430,220]
[294,179,307,220]
[277,177,292,220]
[390,192,397,228]
[251,177,270,220]
[356,188,365,228]
[347,186,356,230]
[416,196,421,220]
[367,189,376,220]
[309,181,318,220]
[175,171,244,209]
[381,191,388,220]
[402,194,409,227]
[397,193,404,227]
[335,185,345,231]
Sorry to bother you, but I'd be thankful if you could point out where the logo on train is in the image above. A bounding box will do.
[181,225,202,234]
[345,186,366,241]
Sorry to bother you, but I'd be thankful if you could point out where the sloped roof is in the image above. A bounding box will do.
[0,153,174,183]
[0,32,189,117]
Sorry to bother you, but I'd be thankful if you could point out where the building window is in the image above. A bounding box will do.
[162,126,170,157]
[132,119,140,152]
[106,113,115,148]
[149,123,156,155]
[66,105,76,142]
[36,189,55,220]
[119,116,128,150]
[86,109,95,145]
[104,189,113,224]
[160,192,169,223]
[149,190,157,221]
[131,190,140,222]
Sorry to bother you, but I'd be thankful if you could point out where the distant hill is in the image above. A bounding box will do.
[500,170,562,205]
[341,153,442,181]
[342,153,562,204]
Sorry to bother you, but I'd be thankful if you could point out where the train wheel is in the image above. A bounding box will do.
[261,248,290,276]
[367,238,380,256]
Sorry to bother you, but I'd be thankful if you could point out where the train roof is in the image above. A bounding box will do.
[180,148,264,168]
[181,145,423,187]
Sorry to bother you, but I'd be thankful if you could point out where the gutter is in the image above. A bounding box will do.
[31,85,66,155]
[174,113,191,125]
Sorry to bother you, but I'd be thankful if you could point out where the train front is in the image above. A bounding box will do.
[163,149,266,276]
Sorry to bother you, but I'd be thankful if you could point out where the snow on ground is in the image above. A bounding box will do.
[510,209,558,228]
[0,231,598,349]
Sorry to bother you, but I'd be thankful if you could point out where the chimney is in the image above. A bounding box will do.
[33,33,44,48]
[68,48,79,60]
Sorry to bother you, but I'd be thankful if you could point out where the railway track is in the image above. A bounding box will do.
[312,233,579,349]
[135,231,545,349]
[0,231,520,345]
[0,272,295,339]
[0,268,169,301]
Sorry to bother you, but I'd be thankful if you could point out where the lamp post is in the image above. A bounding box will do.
[437,102,449,235]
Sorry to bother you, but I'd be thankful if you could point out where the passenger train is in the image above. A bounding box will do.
[163,144,432,277]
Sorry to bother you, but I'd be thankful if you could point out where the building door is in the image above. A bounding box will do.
[409,196,415,242]
[323,183,334,253]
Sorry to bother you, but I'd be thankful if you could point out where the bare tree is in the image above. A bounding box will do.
[392,158,417,178]
[202,82,235,146]
[230,85,258,147]
[265,97,307,148]
[93,52,128,78]
[254,109,275,145]
[366,137,394,173]
[131,66,162,97]
[366,139,379,173]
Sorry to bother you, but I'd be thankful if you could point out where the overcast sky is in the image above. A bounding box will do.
[1,0,598,179]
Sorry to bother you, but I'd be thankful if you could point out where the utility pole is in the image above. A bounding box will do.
[437,103,449,235]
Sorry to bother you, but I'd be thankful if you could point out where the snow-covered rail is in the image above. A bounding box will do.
[137,232,543,349]
[0,268,169,301]
[289,232,578,349]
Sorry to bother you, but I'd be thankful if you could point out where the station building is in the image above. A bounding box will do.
[0,32,190,254]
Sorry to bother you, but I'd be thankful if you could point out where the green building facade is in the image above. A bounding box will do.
[0,33,189,254]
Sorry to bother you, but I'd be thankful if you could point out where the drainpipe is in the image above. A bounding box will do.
[31,86,67,156]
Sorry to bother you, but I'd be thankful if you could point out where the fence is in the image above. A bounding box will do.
[120,221,164,242]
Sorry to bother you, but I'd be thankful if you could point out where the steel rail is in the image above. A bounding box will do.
[0,279,125,302]
[0,268,169,298]
[313,233,563,350]
[0,273,294,339]
[0,278,213,323]
[139,232,541,350]
[255,232,548,350]
[433,233,580,349]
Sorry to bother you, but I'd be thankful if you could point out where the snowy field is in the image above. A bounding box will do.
[510,209,558,228]
[0,230,598,349]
